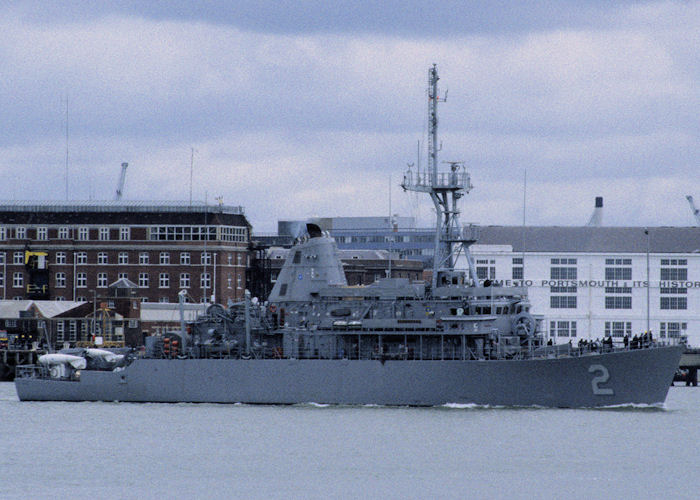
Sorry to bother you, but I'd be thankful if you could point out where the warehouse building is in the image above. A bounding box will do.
[470,226,700,346]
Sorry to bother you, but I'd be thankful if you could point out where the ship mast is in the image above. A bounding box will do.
[401,64,478,289]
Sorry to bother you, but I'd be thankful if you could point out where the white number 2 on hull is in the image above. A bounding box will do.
[588,364,614,395]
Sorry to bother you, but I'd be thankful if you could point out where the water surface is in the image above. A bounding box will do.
[1,383,698,499]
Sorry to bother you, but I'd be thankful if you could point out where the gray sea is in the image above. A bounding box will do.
[1,382,699,500]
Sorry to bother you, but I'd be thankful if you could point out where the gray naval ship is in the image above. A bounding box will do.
[15,65,682,407]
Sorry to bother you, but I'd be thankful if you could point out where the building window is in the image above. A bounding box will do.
[550,258,577,279]
[149,225,217,241]
[604,258,632,280]
[76,252,87,264]
[97,273,108,288]
[69,321,77,342]
[550,253,577,309]
[14,252,24,264]
[660,259,688,281]
[118,252,129,265]
[99,227,110,240]
[55,272,66,288]
[78,227,89,240]
[118,272,128,280]
[159,297,170,303]
[201,252,212,265]
[77,296,87,303]
[119,227,130,240]
[550,320,577,337]
[98,252,108,265]
[200,272,211,289]
[54,252,66,265]
[0,272,3,287]
[15,227,26,239]
[0,227,5,240]
[37,227,48,240]
[512,257,523,280]
[550,296,577,308]
[55,296,66,301]
[180,273,190,288]
[0,253,4,264]
[159,273,170,288]
[180,252,191,265]
[605,296,632,309]
[660,297,687,310]
[660,322,686,339]
[76,272,87,288]
[160,252,170,265]
[659,259,688,311]
[237,275,242,290]
[604,321,632,338]
[138,272,149,288]
[56,322,64,342]
[139,252,149,265]
[220,226,248,243]
[476,259,496,280]
[58,227,69,239]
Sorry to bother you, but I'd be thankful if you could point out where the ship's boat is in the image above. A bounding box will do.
[14,66,683,407]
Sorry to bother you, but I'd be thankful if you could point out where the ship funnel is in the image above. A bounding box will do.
[306,223,323,239]
[586,197,603,226]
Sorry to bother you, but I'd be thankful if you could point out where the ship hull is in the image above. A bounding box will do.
[15,346,682,407]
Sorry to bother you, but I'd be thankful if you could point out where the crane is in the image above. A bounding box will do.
[686,195,700,226]
[115,162,128,201]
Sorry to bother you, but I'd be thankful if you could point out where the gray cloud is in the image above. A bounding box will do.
[0,1,698,232]
[14,1,639,36]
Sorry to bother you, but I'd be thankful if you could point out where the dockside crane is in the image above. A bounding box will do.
[686,195,700,226]
[115,162,128,201]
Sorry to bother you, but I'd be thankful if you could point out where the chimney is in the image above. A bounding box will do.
[587,197,603,226]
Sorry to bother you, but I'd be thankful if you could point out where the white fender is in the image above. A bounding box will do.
[84,348,124,363]
[38,353,87,370]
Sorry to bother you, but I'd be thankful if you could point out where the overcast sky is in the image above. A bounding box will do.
[1,1,698,231]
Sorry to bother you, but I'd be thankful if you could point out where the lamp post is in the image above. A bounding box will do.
[645,228,650,333]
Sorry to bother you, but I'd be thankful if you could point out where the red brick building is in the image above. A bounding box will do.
[0,202,251,305]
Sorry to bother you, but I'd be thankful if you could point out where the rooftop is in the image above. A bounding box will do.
[479,226,700,254]
[0,200,244,214]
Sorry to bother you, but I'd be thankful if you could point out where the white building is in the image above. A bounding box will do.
[465,226,700,346]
